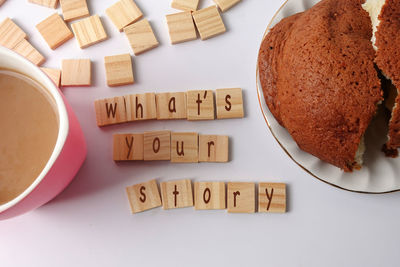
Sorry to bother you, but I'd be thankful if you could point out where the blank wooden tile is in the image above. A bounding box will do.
[129,93,157,121]
[171,0,199,11]
[156,92,186,120]
[199,135,229,162]
[94,96,128,126]
[12,39,45,66]
[126,179,162,213]
[258,183,286,213]
[41,67,61,87]
[192,6,226,40]
[144,131,171,161]
[166,11,197,44]
[29,0,59,9]
[104,54,134,87]
[187,90,215,120]
[194,182,225,210]
[71,15,108,48]
[124,19,159,55]
[171,132,198,163]
[213,0,240,12]
[60,0,89,21]
[216,88,244,119]
[160,179,193,209]
[36,13,73,49]
[106,0,143,32]
[0,18,27,49]
[61,59,91,86]
[227,182,255,213]
[113,133,144,161]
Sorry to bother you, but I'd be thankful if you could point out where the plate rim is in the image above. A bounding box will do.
[255,0,400,194]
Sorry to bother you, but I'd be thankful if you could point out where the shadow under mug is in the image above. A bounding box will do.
[0,46,87,220]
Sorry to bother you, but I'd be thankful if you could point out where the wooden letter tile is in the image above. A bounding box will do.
[187,90,215,120]
[144,131,171,161]
[199,135,229,162]
[60,0,89,21]
[194,182,225,210]
[0,18,27,49]
[126,179,162,213]
[160,179,193,209]
[227,182,255,213]
[171,132,198,163]
[12,39,45,66]
[213,0,241,12]
[216,88,244,119]
[129,93,157,121]
[124,19,159,55]
[113,133,144,161]
[166,11,197,44]
[29,0,59,9]
[36,13,73,49]
[156,92,186,120]
[258,183,286,213]
[94,96,129,126]
[41,67,61,87]
[104,54,134,87]
[61,59,91,86]
[71,15,108,48]
[106,0,143,32]
[171,0,199,11]
[192,6,226,40]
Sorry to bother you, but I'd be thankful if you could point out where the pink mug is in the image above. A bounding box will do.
[0,46,87,220]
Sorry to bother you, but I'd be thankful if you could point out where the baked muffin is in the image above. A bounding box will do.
[258,0,382,171]
[363,0,400,157]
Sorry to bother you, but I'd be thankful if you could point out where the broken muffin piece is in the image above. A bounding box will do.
[258,0,383,171]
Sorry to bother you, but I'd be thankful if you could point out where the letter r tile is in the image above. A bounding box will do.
[227,182,255,213]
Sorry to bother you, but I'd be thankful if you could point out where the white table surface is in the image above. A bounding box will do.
[1,1,400,266]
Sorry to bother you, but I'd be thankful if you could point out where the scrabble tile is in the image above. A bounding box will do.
[12,39,45,66]
[104,54,134,87]
[166,11,197,44]
[194,182,225,210]
[113,133,144,161]
[144,131,171,161]
[60,0,89,21]
[124,19,159,55]
[29,0,59,9]
[129,93,157,121]
[0,18,27,49]
[41,67,61,87]
[192,6,226,40]
[227,182,255,213]
[216,88,244,119]
[213,0,241,12]
[171,132,198,163]
[36,13,73,49]
[258,183,286,213]
[61,59,91,86]
[160,179,193,209]
[156,92,186,120]
[171,0,199,11]
[126,179,162,213]
[94,96,129,126]
[187,90,215,120]
[198,135,229,162]
[71,15,108,48]
[106,0,143,32]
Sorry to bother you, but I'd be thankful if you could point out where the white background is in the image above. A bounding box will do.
[1,0,400,266]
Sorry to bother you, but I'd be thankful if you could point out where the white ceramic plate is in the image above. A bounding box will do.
[256,0,400,193]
